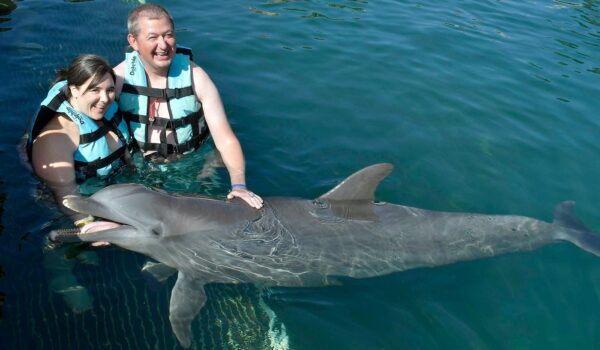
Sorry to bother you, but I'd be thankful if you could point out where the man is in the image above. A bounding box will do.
[114,4,263,209]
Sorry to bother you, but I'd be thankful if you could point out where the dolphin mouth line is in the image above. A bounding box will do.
[50,221,132,243]
[61,196,133,234]
[80,220,125,234]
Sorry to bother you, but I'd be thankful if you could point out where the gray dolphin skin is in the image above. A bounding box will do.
[51,163,600,348]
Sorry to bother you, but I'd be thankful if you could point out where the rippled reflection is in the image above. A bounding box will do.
[251,0,367,19]
[548,0,600,83]
[572,0,600,74]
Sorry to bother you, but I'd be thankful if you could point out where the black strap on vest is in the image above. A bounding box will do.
[121,46,204,157]
[121,108,206,156]
[175,46,194,61]
[29,84,130,178]
[121,84,195,100]
[46,89,66,110]
[121,110,202,129]
[74,145,127,178]
[75,115,131,178]
[135,126,209,155]
[109,116,129,148]
[29,87,69,154]
[79,126,108,144]
[79,115,119,145]
[78,113,124,144]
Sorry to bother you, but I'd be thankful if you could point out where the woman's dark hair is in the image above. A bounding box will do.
[53,54,116,98]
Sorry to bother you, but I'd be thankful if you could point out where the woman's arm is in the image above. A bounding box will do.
[31,114,85,221]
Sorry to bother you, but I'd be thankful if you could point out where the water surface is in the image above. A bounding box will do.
[0,0,599,349]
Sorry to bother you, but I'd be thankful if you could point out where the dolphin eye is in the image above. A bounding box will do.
[150,225,163,237]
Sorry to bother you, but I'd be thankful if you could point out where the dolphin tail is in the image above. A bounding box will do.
[553,201,600,256]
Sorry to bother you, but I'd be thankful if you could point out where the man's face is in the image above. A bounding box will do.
[128,16,176,74]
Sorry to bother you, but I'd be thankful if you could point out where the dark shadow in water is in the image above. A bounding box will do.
[0,179,5,320]
[0,182,4,236]
[0,290,4,320]
[0,0,15,32]
[0,0,16,16]
[0,261,4,320]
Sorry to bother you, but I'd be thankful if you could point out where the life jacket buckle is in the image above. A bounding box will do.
[165,88,184,100]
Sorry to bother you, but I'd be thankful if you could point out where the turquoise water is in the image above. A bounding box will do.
[1,0,599,348]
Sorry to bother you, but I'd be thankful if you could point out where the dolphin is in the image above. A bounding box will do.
[50,163,600,348]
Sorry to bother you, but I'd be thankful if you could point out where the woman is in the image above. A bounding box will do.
[24,55,131,312]
[26,54,132,227]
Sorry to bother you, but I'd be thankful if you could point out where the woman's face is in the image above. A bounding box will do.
[69,72,115,120]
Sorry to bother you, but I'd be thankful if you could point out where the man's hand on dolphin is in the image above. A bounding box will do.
[227,187,263,209]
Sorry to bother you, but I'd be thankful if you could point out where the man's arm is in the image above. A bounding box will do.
[191,63,263,209]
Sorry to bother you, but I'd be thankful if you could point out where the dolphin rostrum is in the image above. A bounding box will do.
[50,163,600,348]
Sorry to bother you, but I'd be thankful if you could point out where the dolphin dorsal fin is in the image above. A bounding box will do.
[318,163,394,202]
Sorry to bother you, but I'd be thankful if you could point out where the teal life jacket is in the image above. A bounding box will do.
[118,47,208,158]
[26,80,132,180]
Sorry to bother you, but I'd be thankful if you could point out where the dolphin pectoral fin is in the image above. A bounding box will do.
[318,163,393,201]
[169,272,206,348]
[142,261,177,283]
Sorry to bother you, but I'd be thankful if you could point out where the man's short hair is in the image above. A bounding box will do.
[127,4,174,37]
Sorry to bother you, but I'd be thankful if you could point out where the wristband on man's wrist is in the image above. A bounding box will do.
[231,183,247,189]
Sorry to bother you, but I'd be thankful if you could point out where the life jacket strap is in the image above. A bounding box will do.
[29,88,69,152]
[121,110,202,129]
[78,113,125,144]
[79,125,110,144]
[74,144,127,178]
[121,83,195,100]
[136,127,209,155]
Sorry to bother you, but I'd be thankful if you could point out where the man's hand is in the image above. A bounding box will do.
[227,187,263,209]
